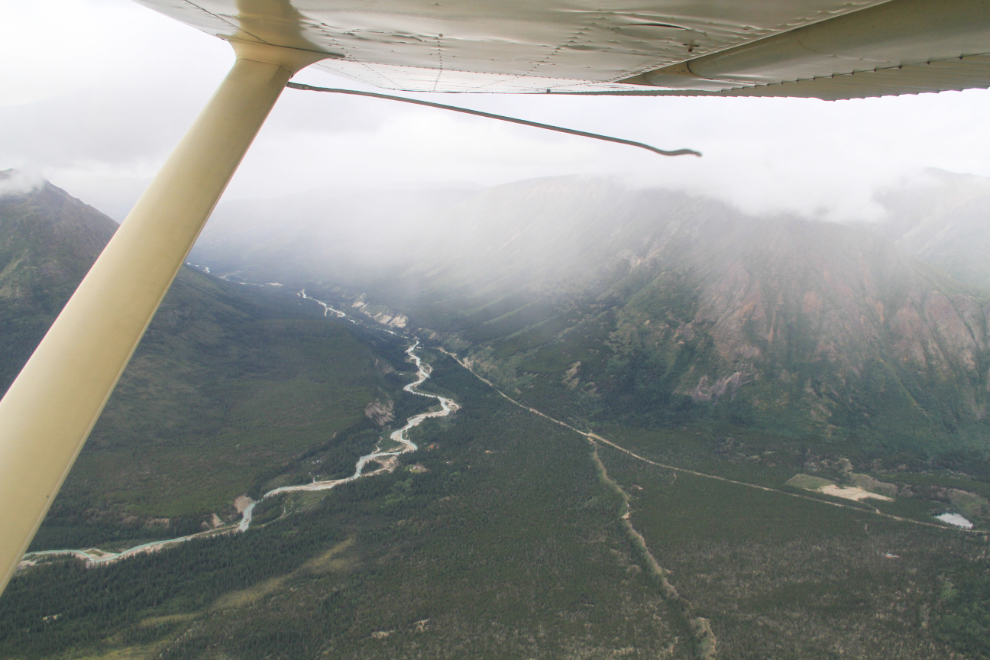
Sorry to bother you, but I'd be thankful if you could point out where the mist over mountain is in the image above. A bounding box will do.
[876,169,990,289]
[410,178,990,459]
[192,184,479,287]
[192,173,990,463]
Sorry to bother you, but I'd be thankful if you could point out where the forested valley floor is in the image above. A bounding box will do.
[2,346,988,659]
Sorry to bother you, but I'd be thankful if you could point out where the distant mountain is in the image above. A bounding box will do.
[394,178,990,459]
[190,184,478,287]
[192,175,990,463]
[0,172,118,391]
[876,169,990,289]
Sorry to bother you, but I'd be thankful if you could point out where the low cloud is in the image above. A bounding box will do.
[0,169,44,198]
[5,0,990,225]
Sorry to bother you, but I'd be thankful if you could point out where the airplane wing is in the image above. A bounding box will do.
[137,0,990,98]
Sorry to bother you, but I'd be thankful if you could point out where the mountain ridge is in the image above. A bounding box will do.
[217,174,990,463]
[0,173,120,391]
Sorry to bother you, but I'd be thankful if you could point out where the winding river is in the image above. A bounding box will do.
[19,294,456,570]
[298,289,348,319]
[239,339,456,530]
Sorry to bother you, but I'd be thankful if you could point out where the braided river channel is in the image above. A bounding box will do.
[20,294,456,570]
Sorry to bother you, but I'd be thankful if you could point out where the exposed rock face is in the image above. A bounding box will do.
[652,218,990,422]
[688,372,746,403]
[633,218,989,437]
[364,398,395,426]
[351,297,410,328]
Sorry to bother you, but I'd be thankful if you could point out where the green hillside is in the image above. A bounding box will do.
[0,175,429,550]
[436,216,990,460]
[37,269,428,549]
[0,174,118,392]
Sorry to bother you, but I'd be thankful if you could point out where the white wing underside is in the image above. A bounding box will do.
[137,0,990,98]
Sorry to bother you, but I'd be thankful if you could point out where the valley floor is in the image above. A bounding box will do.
[2,347,987,660]
[447,347,990,660]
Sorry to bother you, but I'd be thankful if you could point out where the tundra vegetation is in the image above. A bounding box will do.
[2,353,988,659]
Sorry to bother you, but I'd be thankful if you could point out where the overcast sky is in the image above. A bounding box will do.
[3,0,990,223]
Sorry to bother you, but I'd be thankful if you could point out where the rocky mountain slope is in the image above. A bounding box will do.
[394,178,990,460]
[192,174,990,462]
[26,169,988,475]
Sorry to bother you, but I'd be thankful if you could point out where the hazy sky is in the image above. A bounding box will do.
[3,0,990,222]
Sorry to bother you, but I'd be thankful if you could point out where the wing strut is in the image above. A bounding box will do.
[0,41,327,594]
[286,83,702,158]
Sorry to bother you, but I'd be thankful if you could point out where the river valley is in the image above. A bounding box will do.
[18,294,456,572]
